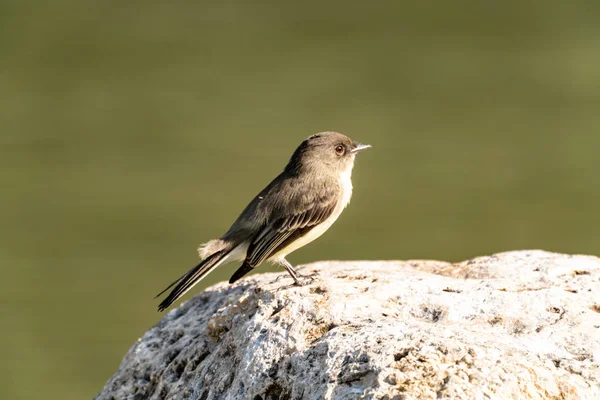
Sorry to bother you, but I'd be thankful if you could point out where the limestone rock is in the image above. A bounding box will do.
[96,250,600,399]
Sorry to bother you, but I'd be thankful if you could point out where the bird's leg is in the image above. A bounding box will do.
[279,258,301,285]
[279,258,314,286]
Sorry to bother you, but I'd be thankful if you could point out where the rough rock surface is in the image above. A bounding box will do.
[97,250,600,400]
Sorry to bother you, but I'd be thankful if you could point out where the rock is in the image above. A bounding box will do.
[96,250,600,400]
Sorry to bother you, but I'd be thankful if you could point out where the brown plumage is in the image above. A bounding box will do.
[156,132,370,311]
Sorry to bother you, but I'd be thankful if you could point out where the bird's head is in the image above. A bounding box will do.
[285,131,371,177]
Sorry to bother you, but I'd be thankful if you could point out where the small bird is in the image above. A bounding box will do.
[156,132,370,311]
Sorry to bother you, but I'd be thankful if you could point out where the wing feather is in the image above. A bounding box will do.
[244,188,338,267]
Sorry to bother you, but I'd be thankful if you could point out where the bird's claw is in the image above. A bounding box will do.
[292,271,319,286]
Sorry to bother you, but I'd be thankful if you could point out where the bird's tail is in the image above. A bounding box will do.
[156,249,230,312]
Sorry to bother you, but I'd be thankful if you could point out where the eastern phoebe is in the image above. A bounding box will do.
[156,132,370,311]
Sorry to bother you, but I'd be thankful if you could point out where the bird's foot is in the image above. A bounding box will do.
[291,270,319,286]
[273,270,318,287]
[291,275,313,286]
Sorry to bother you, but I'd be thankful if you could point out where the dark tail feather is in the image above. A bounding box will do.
[157,250,228,312]
[154,276,182,299]
[229,262,254,284]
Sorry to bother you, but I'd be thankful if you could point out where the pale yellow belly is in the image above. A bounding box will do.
[271,209,341,259]
[272,172,352,260]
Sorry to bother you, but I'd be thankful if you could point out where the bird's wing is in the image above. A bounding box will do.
[245,181,340,267]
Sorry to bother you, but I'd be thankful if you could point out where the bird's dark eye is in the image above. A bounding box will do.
[335,144,345,155]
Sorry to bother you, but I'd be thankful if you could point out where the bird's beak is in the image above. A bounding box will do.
[350,142,372,153]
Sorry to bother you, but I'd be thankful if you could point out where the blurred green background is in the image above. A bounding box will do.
[2,0,600,398]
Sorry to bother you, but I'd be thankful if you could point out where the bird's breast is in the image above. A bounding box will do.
[272,169,353,259]
[338,166,353,210]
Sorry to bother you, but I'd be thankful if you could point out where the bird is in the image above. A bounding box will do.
[156,132,371,311]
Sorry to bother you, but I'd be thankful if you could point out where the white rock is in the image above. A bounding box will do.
[96,250,600,399]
